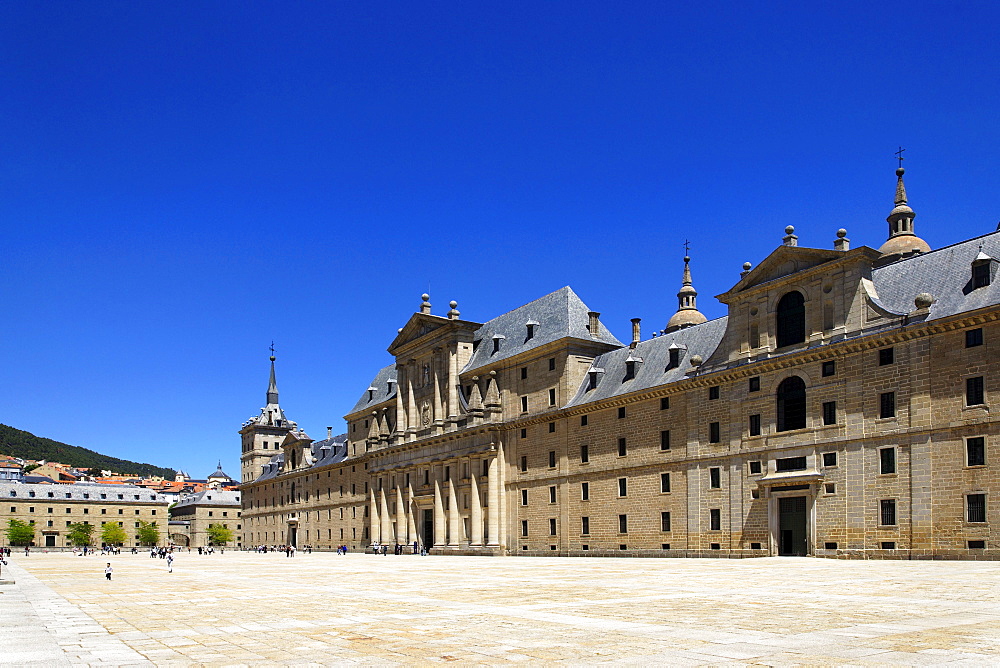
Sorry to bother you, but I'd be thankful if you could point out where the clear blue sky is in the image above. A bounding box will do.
[3,2,998,478]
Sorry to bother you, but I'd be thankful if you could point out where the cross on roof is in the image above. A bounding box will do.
[895,146,906,169]
[683,239,691,256]
[269,341,275,356]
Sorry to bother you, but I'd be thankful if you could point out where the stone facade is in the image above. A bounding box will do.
[241,170,1000,559]
[168,490,242,548]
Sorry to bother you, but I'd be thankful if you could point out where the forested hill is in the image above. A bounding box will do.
[0,424,175,479]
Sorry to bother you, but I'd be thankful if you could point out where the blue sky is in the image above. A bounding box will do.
[3,2,998,478]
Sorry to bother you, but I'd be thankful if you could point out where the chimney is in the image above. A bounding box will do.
[630,318,641,349]
[834,228,850,251]
[327,426,333,439]
[588,311,601,338]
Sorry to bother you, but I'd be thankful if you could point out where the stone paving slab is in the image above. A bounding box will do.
[4,552,1000,665]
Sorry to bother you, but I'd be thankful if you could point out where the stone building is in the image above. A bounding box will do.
[0,481,168,548]
[168,489,242,548]
[240,167,1000,558]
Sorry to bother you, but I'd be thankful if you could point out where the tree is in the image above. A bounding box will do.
[101,522,128,546]
[67,522,94,547]
[23,463,40,473]
[6,519,35,546]
[136,521,160,546]
[206,523,233,546]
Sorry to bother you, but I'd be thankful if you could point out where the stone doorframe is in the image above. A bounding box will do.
[763,481,822,556]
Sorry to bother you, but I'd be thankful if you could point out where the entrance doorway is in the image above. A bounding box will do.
[778,496,807,556]
[45,535,56,547]
[288,526,297,548]
[422,509,433,548]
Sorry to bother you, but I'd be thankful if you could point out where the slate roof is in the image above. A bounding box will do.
[0,480,165,502]
[871,230,1000,319]
[348,363,397,415]
[566,316,729,407]
[173,489,241,508]
[252,433,349,483]
[462,286,622,374]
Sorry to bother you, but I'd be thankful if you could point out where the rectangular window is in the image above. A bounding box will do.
[749,414,761,437]
[967,436,986,467]
[581,517,590,535]
[822,360,836,377]
[549,518,557,535]
[548,451,556,468]
[580,445,589,464]
[966,328,984,347]
[520,396,528,412]
[710,508,721,531]
[661,511,671,532]
[548,388,556,406]
[880,499,897,526]
[521,520,528,537]
[549,358,556,371]
[880,391,896,418]
[967,376,985,406]
[549,486,556,503]
[972,262,991,288]
[709,467,721,489]
[521,489,528,506]
[618,407,626,419]
[967,493,986,523]
[822,452,838,467]
[880,447,896,474]
[618,478,628,497]
[749,376,760,392]
[581,482,589,501]
[822,401,837,425]
[709,386,719,400]
[548,422,556,433]
[520,428,527,439]
[660,472,671,493]
[660,397,670,410]
[749,460,762,474]
[617,438,627,457]
[709,422,720,443]
[520,367,527,379]
[879,347,894,365]
[618,514,628,534]
[775,456,807,472]
[580,414,588,426]
[660,430,671,451]
[520,456,527,472]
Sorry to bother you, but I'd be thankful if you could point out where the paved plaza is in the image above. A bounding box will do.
[2,552,1000,665]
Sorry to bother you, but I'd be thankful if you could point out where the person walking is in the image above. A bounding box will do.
[105,563,113,581]
[167,554,174,573]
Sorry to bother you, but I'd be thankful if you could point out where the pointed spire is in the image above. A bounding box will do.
[267,353,279,405]
[666,254,707,332]
[877,157,930,264]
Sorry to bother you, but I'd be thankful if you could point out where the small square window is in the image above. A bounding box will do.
[709,422,721,443]
[825,483,836,494]
[967,437,986,467]
[966,328,984,348]
[580,445,589,464]
[776,456,807,472]
[822,452,837,467]
[749,461,762,474]
[822,360,836,377]
[709,386,719,400]
[548,451,556,468]
[968,540,986,549]
[750,542,762,550]
[879,447,896,474]
[660,472,671,493]
[618,407,626,419]
[748,414,761,437]
[881,541,896,550]
[618,478,628,497]
[749,376,760,392]
[825,541,838,550]
[709,467,720,489]
[660,397,670,410]
[580,414,588,426]
[660,430,671,451]
[879,348,894,365]
[617,438,627,457]
[880,392,896,418]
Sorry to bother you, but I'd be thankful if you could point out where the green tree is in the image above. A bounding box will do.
[101,522,128,546]
[6,519,35,546]
[206,523,233,546]
[23,463,40,473]
[67,522,94,546]
[136,521,160,546]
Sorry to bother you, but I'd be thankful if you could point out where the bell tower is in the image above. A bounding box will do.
[239,350,297,484]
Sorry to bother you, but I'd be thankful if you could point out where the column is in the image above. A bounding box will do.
[395,485,407,545]
[379,488,393,544]
[469,465,483,546]
[498,443,507,548]
[447,344,459,423]
[432,348,443,430]
[447,477,461,547]
[407,483,418,547]
[433,477,446,548]
[407,361,418,437]
[487,454,500,546]
[395,365,407,441]
[369,489,380,545]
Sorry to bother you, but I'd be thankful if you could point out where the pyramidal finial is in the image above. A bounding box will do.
[666,252,707,332]
[895,166,908,205]
[267,351,279,405]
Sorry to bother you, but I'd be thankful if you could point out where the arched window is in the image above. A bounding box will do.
[776,291,806,348]
[776,376,807,432]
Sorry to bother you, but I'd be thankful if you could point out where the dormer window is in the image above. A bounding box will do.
[972,254,994,289]
[588,368,604,391]
[623,355,642,382]
[368,387,377,402]
[666,343,684,371]
[492,334,505,354]
[386,379,395,394]
[525,320,539,341]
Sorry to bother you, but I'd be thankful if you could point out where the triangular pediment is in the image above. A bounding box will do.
[386,313,454,354]
[722,246,845,297]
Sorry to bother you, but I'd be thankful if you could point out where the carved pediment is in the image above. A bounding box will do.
[734,247,843,292]
[387,314,448,353]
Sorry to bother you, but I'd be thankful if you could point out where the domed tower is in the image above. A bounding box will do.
[877,162,931,265]
[666,255,707,332]
[239,350,296,485]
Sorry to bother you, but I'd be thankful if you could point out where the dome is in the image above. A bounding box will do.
[667,309,708,330]
[878,233,931,259]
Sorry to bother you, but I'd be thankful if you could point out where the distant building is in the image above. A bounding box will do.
[0,457,23,482]
[168,490,241,548]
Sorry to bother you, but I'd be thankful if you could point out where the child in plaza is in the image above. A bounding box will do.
[105,563,113,580]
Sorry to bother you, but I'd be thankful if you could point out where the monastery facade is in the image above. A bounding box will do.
[240,167,1000,558]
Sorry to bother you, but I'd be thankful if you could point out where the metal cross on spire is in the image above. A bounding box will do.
[683,239,691,256]
[895,146,906,169]
[269,341,275,356]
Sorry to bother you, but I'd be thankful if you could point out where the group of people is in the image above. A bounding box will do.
[370,541,428,556]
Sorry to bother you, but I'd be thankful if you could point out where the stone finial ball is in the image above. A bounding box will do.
[450,301,458,308]
[397,328,403,333]
[837,229,847,238]
[490,370,496,377]
[743,262,752,271]
[684,256,690,263]
[270,356,276,362]
[914,292,934,309]
[690,354,703,366]
[421,293,430,301]
[785,225,795,235]
[896,167,905,177]
[472,376,479,381]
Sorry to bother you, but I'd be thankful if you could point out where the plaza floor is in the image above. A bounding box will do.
[2,552,1000,666]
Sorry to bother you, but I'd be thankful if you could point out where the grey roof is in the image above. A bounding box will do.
[252,433,350,483]
[173,489,241,508]
[348,363,398,415]
[0,480,166,503]
[566,316,728,407]
[871,230,1000,319]
[462,286,622,374]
